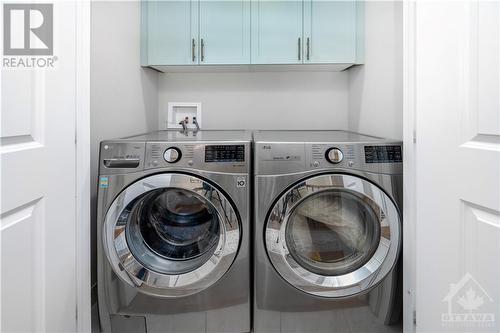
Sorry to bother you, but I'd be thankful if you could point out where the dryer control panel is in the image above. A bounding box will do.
[364,145,402,163]
[255,142,402,175]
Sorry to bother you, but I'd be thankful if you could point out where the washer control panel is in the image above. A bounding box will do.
[325,147,344,164]
[163,147,182,163]
[99,141,146,175]
[145,142,249,173]
[205,145,245,163]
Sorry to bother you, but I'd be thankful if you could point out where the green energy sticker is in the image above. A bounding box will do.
[99,177,109,188]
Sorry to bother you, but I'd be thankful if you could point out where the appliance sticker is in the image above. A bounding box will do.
[99,176,109,188]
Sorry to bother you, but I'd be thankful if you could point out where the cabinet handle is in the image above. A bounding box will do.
[192,38,196,62]
[201,38,205,62]
[298,37,301,61]
[306,37,310,61]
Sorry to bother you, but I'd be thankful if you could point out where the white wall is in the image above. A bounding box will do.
[158,72,350,130]
[349,1,403,139]
[90,1,158,296]
[156,2,402,135]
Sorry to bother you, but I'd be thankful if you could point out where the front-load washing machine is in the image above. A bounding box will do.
[254,130,403,333]
[97,130,251,333]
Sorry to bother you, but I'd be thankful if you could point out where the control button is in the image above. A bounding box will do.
[152,160,159,167]
[348,161,354,167]
[187,160,194,166]
[163,147,181,163]
[325,148,344,164]
[313,161,320,168]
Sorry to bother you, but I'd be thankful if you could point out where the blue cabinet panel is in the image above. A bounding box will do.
[199,1,250,65]
[303,0,358,64]
[145,1,198,65]
[141,0,364,69]
[251,0,304,64]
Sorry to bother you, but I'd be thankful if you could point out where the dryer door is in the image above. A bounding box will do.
[265,173,401,298]
[103,173,241,298]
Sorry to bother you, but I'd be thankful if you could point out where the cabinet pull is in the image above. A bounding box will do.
[192,38,196,62]
[298,37,301,61]
[201,38,205,62]
[306,37,310,61]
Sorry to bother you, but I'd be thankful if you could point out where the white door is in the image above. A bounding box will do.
[1,2,88,332]
[411,1,500,331]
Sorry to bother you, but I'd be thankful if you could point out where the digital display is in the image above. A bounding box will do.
[365,145,402,163]
[205,145,245,162]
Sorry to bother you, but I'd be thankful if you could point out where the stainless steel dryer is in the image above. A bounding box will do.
[254,130,403,333]
[97,130,251,333]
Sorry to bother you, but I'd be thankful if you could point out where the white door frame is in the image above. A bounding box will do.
[75,1,91,332]
[402,1,417,332]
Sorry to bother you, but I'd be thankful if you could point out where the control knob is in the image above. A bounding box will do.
[325,147,344,164]
[163,147,181,163]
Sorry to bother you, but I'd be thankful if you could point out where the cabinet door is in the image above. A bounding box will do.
[251,0,303,64]
[199,0,250,65]
[303,0,358,63]
[144,1,198,65]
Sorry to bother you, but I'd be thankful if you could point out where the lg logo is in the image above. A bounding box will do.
[3,4,53,56]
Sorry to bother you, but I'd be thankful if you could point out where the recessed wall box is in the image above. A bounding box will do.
[166,102,202,130]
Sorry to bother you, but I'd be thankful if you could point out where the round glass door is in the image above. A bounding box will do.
[103,173,241,298]
[285,189,381,277]
[125,187,222,274]
[136,188,220,260]
[265,174,401,298]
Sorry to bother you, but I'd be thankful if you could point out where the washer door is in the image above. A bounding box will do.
[265,174,400,298]
[103,173,241,298]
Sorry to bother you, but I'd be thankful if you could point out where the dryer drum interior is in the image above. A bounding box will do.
[285,189,381,277]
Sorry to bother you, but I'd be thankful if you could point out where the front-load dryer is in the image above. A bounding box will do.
[97,130,251,333]
[253,130,403,333]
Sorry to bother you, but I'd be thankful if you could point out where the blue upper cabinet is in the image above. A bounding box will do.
[199,1,250,65]
[142,1,198,66]
[303,0,362,64]
[250,0,304,64]
[141,0,364,70]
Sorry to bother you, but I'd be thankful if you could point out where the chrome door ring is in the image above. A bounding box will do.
[103,173,241,298]
[265,173,401,298]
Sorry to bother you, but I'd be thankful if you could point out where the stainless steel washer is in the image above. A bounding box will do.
[97,130,251,333]
[254,130,403,333]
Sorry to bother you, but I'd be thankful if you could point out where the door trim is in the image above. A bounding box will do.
[75,1,91,331]
[403,1,417,331]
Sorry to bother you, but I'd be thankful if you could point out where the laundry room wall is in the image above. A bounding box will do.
[348,1,403,140]
[90,1,159,302]
[157,72,350,130]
